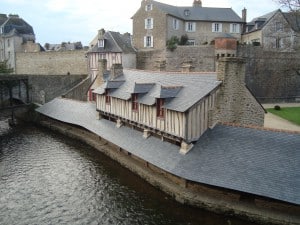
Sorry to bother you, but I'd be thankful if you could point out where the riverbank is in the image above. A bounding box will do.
[30,98,300,225]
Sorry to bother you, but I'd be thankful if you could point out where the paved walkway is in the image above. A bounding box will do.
[263,103,300,132]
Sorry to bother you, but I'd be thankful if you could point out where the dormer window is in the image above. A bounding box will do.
[184,9,191,17]
[156,98,165,118]
[145,4,153,11]
[98,39,105,48]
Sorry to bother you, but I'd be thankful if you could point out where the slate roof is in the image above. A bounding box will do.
[244,10,279,33]
[93,69,221,112]
[36,98,300,205]
[150,0,243,23]
[0,15,34,35]
[283,12,300,32]
[88,31,136,54]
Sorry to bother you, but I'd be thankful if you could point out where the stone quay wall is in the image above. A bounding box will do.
[32,115,300,225]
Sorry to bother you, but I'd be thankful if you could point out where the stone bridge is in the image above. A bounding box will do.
[0,74,89,117]
[0,75,30,110]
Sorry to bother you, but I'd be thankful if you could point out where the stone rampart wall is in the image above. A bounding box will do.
[238,46,300,102]
[16,50,88,75]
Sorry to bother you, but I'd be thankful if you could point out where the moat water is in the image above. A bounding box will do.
[0,118,260,225]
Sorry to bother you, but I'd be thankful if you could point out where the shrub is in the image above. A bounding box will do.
[274,105,281,110]
[166,36,179,51]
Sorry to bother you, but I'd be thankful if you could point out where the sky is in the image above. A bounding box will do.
[1,0,283,46]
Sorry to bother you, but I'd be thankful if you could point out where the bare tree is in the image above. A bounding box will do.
[275,0,300,11]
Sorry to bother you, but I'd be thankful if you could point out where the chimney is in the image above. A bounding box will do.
[213,57,265,127]
[110,64,123,80]
[98,28,105,39]
[193,0,202,7]
[91,59,107,88]
[242,8,247,23]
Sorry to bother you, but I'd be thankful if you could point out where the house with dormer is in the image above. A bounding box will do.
[0,14,40,72]
[132,0,244,50]
[93,58,265,154]
[87,29,136,81]
[242,9,300,50]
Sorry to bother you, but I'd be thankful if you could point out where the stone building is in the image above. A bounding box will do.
[0,14,42,72]
[132,0,243,50]
[93,58,265,154]
[242,9,300,51]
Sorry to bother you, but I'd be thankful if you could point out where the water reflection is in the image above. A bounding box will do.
[0,120,260,225]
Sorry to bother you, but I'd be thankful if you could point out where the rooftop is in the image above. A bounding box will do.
[137,0,243,23]
[94,69,220,112]
[36,98,300,205]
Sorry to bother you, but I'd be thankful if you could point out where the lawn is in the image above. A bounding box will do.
[267,107,300,126]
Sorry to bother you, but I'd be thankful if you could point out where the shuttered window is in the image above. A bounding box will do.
[156,98,165,118]
[105,90,111,104]
[144,36,153,48]
[132,94,138,111]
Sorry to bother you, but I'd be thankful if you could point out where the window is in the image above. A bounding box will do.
[7,39,10,47]
[187,39,195,45]
[156,98,165,118]
[275,37,282,48]
[144,36,153,48]
[230,23,240,33]
[184,10,191,17]
[98,39,105,48]
[186,22,196,32]
[212,23,222,32]
[105,89,111,104]
[173,19,179,30]
[145,18,153,29]
[145,4,153,11]
[275,22,283,32]
[132,94,138,111]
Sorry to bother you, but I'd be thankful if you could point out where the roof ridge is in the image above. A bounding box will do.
[220,122,300,135]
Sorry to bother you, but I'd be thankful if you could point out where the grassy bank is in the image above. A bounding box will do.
[267,107,300,126]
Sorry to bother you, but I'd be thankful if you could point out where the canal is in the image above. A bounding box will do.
[0,119,260,225]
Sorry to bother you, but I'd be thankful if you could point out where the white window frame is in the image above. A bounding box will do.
[230,23,240,33]
[98,39,105,48]
[185,22,196,32]
[145,4,153,11]
[212,23,222,32]
[145,18,153,29]
[144,36,153,48]
[173,19,179,30]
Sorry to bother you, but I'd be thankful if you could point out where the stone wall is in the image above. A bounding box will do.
[15,50,88,75]
[238,46,300,102]
[28,75,87,104]
[213,58,265,127]
[137,46,215,71]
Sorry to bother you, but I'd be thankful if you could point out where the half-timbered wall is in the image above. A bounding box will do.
[96,89,218,142]
[185,90,217,142]
[88,52,122,79]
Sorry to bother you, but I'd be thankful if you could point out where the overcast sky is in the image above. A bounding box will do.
[1,0,282,46]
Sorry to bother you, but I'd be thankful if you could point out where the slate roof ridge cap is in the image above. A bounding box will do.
[123,68,216,75]
[220,122,300,135]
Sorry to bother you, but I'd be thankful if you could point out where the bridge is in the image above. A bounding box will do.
[0,75,30,123]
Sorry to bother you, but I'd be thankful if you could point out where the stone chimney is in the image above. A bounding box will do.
[90,59,107,89]
[181,61,194,72]
[213,58,265,127]
[98,28,105,39]
[110,64,123,80]
[242,8,247,23]
[193,0,202,7]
